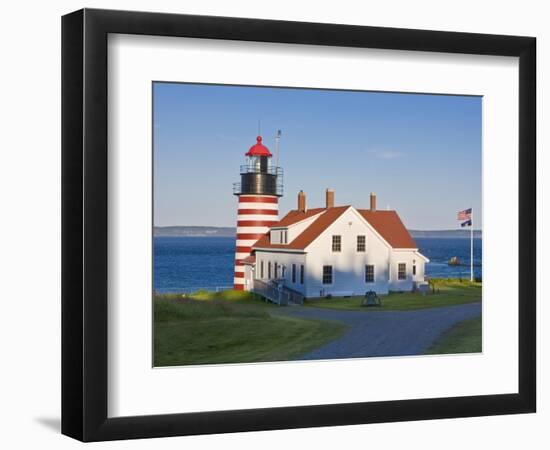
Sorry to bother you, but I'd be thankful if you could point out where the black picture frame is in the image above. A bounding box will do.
[62,8,536,442]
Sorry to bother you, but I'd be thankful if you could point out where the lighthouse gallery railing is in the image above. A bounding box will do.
[233,182,284,196]
[234,165,284,196]
[239,165,283,176]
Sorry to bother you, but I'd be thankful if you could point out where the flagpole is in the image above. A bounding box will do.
[470,209,474,282]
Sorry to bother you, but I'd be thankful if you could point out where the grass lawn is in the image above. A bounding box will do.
[426,317,482,355]
[303,279,482,311]
[154,290,347,366]
[167,289,275,307]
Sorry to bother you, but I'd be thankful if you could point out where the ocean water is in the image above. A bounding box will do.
[154,236,482,293]
[415,237,482,279]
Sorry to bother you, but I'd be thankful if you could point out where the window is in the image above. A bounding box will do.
[300,265,304,284]
[332,235,341,252]
[292,264,296,283]
[412,264,416,276]
[322,265,333,284]
[398,263,406,280]
[268,261,272,279]
[357,235,366,252]
[365,265,374,283]
[282,265,286,278]
[260,260,264,279]
[277,229,288,244]
[274,262,279,278]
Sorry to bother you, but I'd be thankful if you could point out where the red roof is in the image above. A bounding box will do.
[253,206,349,250]
[357,210,417,249]
[253,206,417,250]
[271,208,326,227]
[241,255,256,264]
[245,136,272,157]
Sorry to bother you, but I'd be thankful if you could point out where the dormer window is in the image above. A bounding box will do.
[271,228,288,244]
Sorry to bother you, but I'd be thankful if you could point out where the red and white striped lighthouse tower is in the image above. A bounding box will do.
[233,134,283,290]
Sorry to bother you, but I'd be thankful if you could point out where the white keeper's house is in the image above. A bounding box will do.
[242,189,429,298]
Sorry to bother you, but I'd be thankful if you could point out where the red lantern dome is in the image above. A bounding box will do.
[245,135,272,157]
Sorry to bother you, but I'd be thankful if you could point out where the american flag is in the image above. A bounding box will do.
[457,208,472,220]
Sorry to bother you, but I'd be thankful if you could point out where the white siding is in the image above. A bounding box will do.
[304,208,392,297]
[269,229,291,244]
[248,207,426,298]
[243,264,255,291]
[388,250,425,291]
[270,229,283,244]
[253,251,307,294]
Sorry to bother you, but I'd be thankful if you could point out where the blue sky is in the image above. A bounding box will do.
[153,82,481,230]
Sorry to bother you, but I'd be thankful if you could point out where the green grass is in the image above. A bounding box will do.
[303,279,482,311]
[158,289,273,308]
[154,291,347,366]
[426,317,482,354]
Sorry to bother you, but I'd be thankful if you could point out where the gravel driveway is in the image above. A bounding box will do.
[276,302,481,360]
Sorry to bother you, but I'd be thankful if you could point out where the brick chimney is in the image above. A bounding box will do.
[370,192,376,211]
[298,190,306,212]
[325,188,334,209]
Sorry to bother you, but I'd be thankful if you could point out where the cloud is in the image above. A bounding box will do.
[367,149,405,160]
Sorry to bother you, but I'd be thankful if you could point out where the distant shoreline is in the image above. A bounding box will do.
[154,226,482,239]
[409,229,482,239]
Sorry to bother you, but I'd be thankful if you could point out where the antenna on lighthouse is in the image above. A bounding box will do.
[275,129,282,168]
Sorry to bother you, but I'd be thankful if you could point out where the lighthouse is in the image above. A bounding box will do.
[233,135,283,290]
